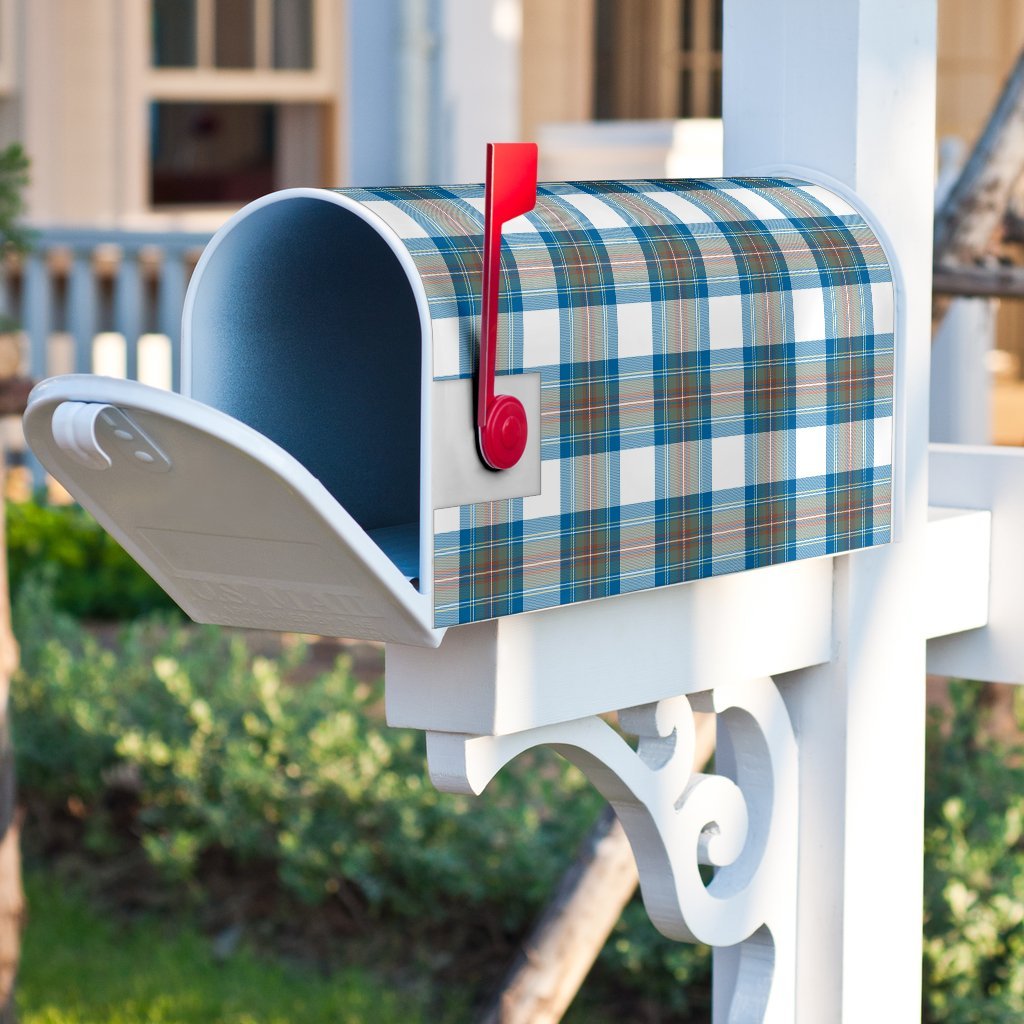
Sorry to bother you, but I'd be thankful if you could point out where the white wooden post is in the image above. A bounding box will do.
[437,0,522,181]
[931,299,995,444]
[723,1,936,1019]
[931,136,994,446]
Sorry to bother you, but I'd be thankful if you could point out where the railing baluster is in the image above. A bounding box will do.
[22,251,50,488]
[23,252,49,382]
[68,250,97,375]
[17,228,211,491]
[24,228,210,386]
[114,248,142,381]
[158,250,187,393]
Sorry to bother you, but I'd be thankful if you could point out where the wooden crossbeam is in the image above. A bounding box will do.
[933,264,1024,299]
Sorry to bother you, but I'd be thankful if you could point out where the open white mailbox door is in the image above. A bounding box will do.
[24,374,440,647]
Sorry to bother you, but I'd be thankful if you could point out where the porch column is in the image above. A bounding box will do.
[722,2,937,1019]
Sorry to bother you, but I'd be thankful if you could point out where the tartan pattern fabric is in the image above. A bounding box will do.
[338,178,896,628]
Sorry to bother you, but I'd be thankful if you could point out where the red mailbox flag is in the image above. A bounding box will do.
[477,142,538,470]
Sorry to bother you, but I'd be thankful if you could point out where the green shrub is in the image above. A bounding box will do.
[11,575,711,1014]
[7,499,179,619]
[24,556,1024,1019]
[12,575,579,913]
[0,142,31,256]
[923,681,1024,1022]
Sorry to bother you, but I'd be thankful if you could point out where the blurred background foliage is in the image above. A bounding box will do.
[7,499,179,620]
[10,496,1024,1021]
[10,498,710,1022]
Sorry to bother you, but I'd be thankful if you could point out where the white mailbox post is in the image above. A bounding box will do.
[21,1,1020,1020]
[725,3,936,1020]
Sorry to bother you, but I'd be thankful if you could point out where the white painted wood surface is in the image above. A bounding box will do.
[929,444,1024,682]
[930,299,996,445]
[536,119,723,181]
[479,716,716,1024]
[723,2,936,1020]
[438,0,523,182]
[386,556,832,735]
[427,677,798,1022]
[925,507,991,641]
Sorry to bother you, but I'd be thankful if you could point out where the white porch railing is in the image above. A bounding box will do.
[5,226,212,393]
[1,227,212,485]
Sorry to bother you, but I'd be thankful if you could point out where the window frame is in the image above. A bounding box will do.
[671,0,722,119]
[594,0,722,121]
[120,0,340,222]
[0,0,16,96]
[148,0,335,103]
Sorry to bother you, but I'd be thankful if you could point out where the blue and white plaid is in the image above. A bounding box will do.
[337,178,895,628]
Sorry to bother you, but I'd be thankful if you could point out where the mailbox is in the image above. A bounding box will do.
[24,158,897,647]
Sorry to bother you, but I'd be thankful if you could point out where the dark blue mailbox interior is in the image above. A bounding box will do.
[186,195,423,577]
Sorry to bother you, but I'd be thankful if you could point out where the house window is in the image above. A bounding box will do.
[148,100,328,207]
[678,0,722,117]
[214,0,256,68]
[273,0,314,69]
[152,0,197,67]
[151,0,314,70]
[594,0,722,120]
[150,102,275,204]
[145,0,334,209]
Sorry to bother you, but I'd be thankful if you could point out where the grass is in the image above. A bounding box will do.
[17,873,461,1024]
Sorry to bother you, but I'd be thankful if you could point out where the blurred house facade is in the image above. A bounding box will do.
[3,0,341,230]
[0,0,1021,438]
[0,0,1019,227]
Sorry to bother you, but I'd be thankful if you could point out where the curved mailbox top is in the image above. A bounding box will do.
[339,176,897,627]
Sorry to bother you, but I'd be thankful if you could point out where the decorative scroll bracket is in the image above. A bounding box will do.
[425,675,797,1024]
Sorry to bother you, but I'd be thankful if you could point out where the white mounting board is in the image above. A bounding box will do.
[928,444,1024,682]
[386,555,833,736]
[924,506,990,642]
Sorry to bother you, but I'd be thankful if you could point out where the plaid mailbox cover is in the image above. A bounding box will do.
[340,178,896,629]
